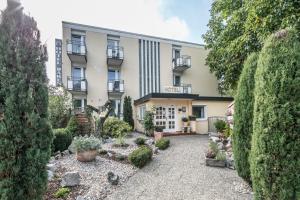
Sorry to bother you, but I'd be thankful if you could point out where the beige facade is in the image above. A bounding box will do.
[60,21,232,134]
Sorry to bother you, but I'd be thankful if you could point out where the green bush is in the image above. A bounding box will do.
[134,137,146,146]
[208,141,218,154]
[73,136,101,152]
[232,52,258,184]
[216,151,226,161]
[103,117,132,138]
[155,138,170,150]
[214,120,226,133]
[250,29,300,200]
[66,116,80,136]
[223,123,232,139]
[53,128,72,152]
[128,146,153,168]
[54,187,70,199]
[143,111,154,136]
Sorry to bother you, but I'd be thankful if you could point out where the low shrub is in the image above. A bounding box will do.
[155,138,170,150]
[224,124,232,138]
[103,117,132,138]
[98,149,107,155]
[53,128,72,152]
[128,146,153,168]
[208,141,218,155]
[73,136,101,152]
[54,187,70,199]
[214,119,226,133]
[134,137,146,146]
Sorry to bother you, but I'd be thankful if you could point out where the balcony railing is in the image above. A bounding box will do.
[107,79,124,94]
[67,76,87,93]
[107,46,124,66]
[67,40,87,63]
[173,55,191,73]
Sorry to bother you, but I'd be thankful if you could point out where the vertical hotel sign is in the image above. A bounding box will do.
[55,39,62,86]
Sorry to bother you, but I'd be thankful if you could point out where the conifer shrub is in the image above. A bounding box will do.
[123,96,134,128]
[250,29,300,200]
[66,116,80,136]
[134,137,146,146]
[232,53,258,184]
[0,2,53,198]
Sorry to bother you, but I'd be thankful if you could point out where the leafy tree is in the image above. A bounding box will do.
[250,29,300,200]
[203,0,300,93]
[48,85,71,129]
[123,96,134,128]
[232,52,258,184]
[0,1,53,199]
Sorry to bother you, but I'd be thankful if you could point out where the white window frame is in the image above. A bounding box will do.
[192,105,207,121]
[139,105,146,120]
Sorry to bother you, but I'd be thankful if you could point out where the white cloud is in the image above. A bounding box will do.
[1,0,190,84]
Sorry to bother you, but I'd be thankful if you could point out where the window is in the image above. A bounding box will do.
[192,105,206,119]
[109,100,121,117]
[173,75,181,86]
[139,106,146,120]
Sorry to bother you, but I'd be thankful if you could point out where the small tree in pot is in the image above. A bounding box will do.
[73,136,101,162]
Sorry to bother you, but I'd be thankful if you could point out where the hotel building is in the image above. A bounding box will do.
[56,21,233,134]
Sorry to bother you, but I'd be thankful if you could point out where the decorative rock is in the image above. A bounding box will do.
[47,163,57,172]
[47,170,54,181]
[115,153,127,161]
[107,171,119,185]
[55,154,61,160]
[145,139,154,146]
[153,147,159,154]
[210,136,221,143]
[61,171,81,187]
[217,142,223,150]
[76,195,86,200]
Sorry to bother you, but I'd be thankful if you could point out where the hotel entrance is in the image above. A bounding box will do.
[155,105,177,132]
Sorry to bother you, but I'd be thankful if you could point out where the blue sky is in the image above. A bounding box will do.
[162,0,212,44]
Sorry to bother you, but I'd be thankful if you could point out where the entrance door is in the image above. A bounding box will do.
[155,105,176,132]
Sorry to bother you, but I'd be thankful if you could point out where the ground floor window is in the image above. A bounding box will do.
[139,106,146,120]
[192,105,206,119]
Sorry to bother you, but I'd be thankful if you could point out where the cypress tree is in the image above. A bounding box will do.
[232,53,258,184]
[250,28,300,200]
[123,96,134,128]
[0,1,53,199]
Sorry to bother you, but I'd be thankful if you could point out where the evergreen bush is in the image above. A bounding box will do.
[232,53,258,184]
[143,111,154,136]
[155,138,170,150]
[53,129,72,152]
[0,2,53,198]
[128,146,153,168]
[123,96,134,128]
[250,29,300,200]
[214,120,226,132]
[66,116,80,137]
[134,137,146,146]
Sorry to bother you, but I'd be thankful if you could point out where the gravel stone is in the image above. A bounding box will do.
[61,171,81,187]
[106,135,253,200]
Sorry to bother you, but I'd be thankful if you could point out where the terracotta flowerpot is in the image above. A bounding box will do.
[76,150,98,162]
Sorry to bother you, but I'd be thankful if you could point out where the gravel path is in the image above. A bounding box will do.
[106,135,253,200]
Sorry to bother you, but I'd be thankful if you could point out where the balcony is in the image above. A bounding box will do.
[107,46,124,67]
[107,79,124,98]
[163,84,192,94]
[67,76,87,94]
[172,55,191,73]
[67,40,87,63]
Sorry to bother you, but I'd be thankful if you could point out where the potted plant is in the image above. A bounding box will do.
[154,126,164,141]
[181,117,189,133]
[73,136,101,162]
[188,115,197,133]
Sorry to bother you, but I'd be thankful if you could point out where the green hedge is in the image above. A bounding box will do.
[250,29,300,200]
[66,116,80,137]
[128,146,152,168]
[103,117,132,138]
[232,52,258,184]
[155,138,170,150]
[53,128,72,152]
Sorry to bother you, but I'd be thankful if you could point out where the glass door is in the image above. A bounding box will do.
[72,67,82,90]
[166,106,176,132]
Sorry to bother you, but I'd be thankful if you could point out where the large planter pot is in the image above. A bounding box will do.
[205,157,226,168]
[154,132,164,141]
[190,121,196,133]
[76,150,98,162]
